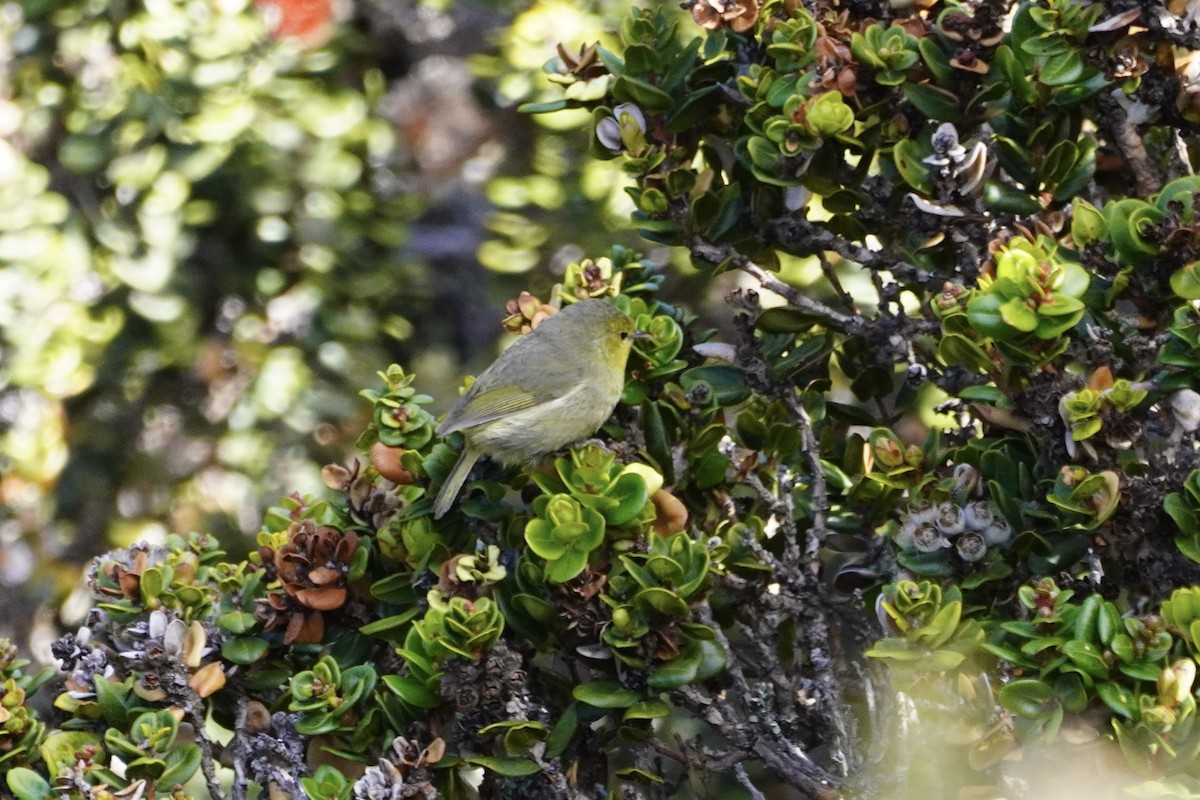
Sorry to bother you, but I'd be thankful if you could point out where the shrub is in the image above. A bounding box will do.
[7,0,1200,797]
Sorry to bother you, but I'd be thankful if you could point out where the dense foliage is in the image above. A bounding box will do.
[5,0,1200,797]
[0,0,632,644]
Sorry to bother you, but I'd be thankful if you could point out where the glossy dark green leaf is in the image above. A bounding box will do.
[635,587,690,617]
[995,45,1036,103]
[681,365,750,406]
[545,702,579,758]
[983,180,1042,214]
[612,75,673,113]
[666,85,722,134]
[221,636,270,665]
[901,83,960,122]
[381,675,441,709]
[641,400,673,484]
[624,698,672,720]
[466,756,542,777]
[159,744,202,787]
[1039,50,1084,86]
[893,137,932,192]
[1051,137,1096,202]
[1095,681,1135,719]
[917,37,953,83]
[998,678,1056,718]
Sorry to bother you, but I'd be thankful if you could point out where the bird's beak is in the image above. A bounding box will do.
[630,329,653,340]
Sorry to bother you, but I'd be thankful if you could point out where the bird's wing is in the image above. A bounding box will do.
[436,382,546,434]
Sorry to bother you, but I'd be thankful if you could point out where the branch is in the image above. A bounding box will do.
[785,390,830,571]
[734,763,768,800]
[688,238,859,332]
[693,602,843,798]
[231,698,249,800]
[184,688,228,800]
[714,477,786,575]
[1099,93,1162,197]
[764,216,927,287]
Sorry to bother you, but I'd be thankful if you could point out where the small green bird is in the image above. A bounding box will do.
[432,299,639,519]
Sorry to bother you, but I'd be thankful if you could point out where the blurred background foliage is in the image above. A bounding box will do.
[0,0,661,651]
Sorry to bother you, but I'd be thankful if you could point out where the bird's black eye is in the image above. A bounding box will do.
[619,331,629,340]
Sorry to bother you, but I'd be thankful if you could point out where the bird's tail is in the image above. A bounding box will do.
[433,446,480,519]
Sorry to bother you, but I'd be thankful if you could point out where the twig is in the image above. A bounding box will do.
[682,603,844,800]
[817,252,857,315]
[689,238,858,331]
[775,463,802,574]
[734,764,768,800]
[736,457,802,576]
[785,391,830,571]
[1100,93,1162,197]
[765,215,927,288]
[184,688,228,800]
[714,462,786,574]
[231,699,249,800]
[530,751,592,800]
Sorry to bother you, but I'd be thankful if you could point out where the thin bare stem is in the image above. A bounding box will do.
[735,763,768,800]
[185,689,228,800]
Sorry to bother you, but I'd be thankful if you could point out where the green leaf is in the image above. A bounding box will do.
[938,333,994,374]
[983,180,1042,214]
[572,681,640,708]
[893,137,932,192]
[381,675,442,709]
[545,549,589,583]
[922,649,967,671]
[1040,50,1084,86]
[965,294,1006,337]
[624,698,672,720]
[94,675,131,728]
[998,297,1038,332]
[995,45,1036,103]
[709,184,744,240]
[647,645,702,690]
[918,37,953,82]
[680,365,750,406]
[217,611,258,634]
[1107,199,1164,264]
[635,587,690,618]
[160,743,202,787]
[41,732,104,779]
[666,86,722,135]
[466,756,542,777]
[221,636,270,665]
[1095,681,1135,719]
[1171,263,1200,300]
[1061,640,1109,679]
[866,638,925,660]
[612,76,672,113]
[360,609,422,637]
[1074,593,1102,642]
[999,678,1057,719]
[1070,199,1106,247]
[901,83,960,122]
[545,703,579,758]
[1051,137,1097,202]
[7,769,52,800]
[517,99,572,114]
